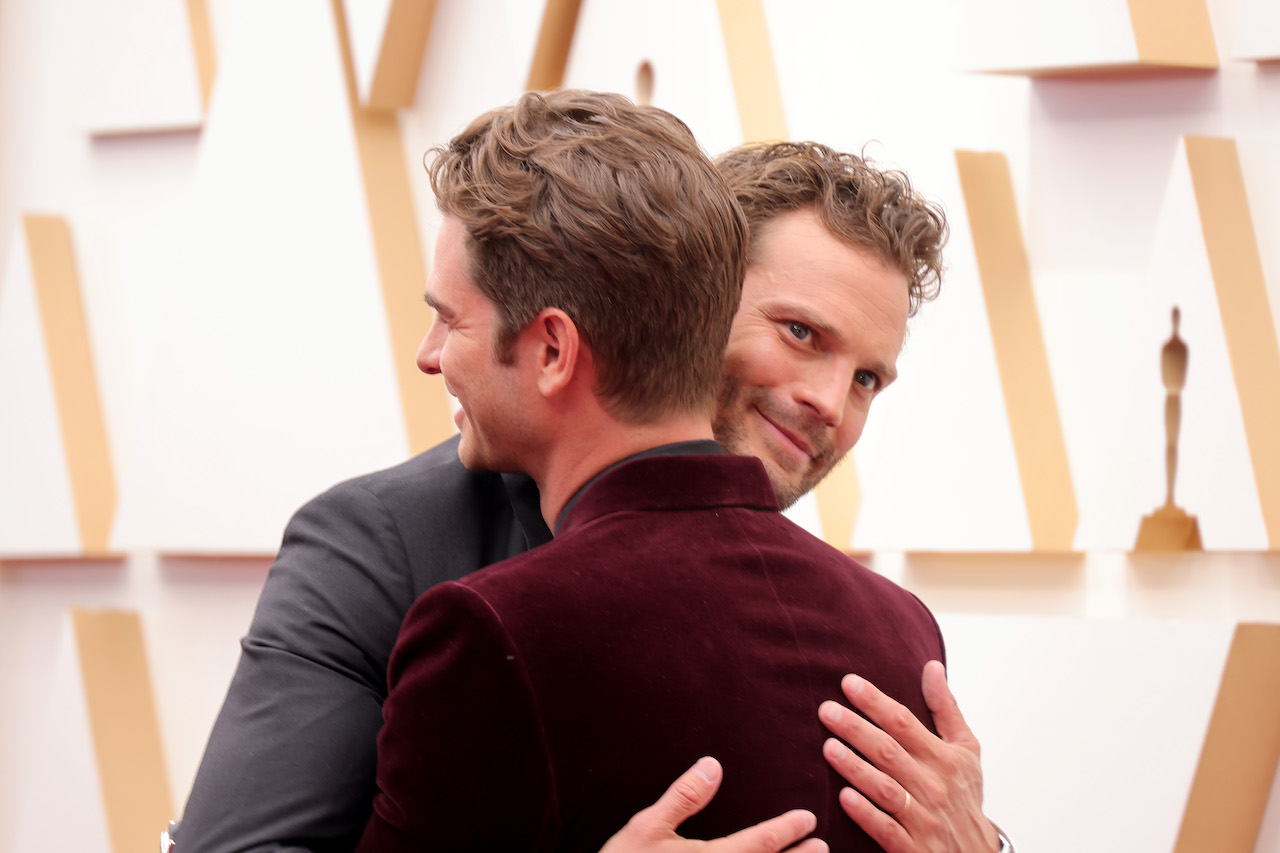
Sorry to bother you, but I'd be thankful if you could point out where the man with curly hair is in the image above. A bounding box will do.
[178,98,1005,853]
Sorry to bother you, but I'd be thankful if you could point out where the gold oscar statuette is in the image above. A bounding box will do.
[1135,307,1203,550]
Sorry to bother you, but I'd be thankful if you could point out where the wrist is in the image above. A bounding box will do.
[990,820,1014,853]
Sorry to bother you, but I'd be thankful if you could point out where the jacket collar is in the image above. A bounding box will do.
[558,452,780,536]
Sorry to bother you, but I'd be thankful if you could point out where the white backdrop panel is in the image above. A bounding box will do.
[78,0,204,135]
[0,226,81,555]
[941,614,1234,853]
[128,0,408,552]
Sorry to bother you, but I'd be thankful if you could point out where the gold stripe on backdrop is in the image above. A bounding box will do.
[816,456,861,553]
[331,0,454,455]
[526,0,584,91]
[1127,0,1218,68]
[954,151,1078,551]
[1184,135,1280,549]
[1174,623,1280,852]
[366,0,439,110]
[24,215,117,556]
[184,0,218,114]
[72,608,172,853]
[715,0,787,144]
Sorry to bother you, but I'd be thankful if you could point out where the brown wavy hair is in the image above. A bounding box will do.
[428,90,748,422]
[715,141,947,316]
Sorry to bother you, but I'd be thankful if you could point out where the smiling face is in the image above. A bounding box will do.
[713,208,911,507]
[416,217,534,473]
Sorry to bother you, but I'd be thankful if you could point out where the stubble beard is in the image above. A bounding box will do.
[712,377,840,509]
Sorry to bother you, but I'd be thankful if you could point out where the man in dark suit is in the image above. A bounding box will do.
[178,99,1007,853]
[351,89,950,853]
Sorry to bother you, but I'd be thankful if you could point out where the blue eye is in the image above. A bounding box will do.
[854,370,878,390]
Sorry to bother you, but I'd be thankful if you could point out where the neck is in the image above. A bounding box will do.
[534,414,714,528]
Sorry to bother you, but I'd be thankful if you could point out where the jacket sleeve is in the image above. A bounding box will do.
[177,478,417,853]
[357,581,558,853]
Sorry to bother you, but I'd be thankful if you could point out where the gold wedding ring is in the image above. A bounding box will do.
[892,790,912,820]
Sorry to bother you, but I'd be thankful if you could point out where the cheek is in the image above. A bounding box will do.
[724,333,789,386]
[437,339,472,387]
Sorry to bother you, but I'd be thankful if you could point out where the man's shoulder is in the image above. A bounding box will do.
[327,435,489,502]
[291,434,546,581]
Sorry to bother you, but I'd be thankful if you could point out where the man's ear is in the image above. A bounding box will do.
[528,307,583,399]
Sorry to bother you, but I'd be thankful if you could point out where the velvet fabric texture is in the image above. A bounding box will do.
[360,453,945,852]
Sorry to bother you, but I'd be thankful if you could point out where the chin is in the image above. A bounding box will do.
[455,437,486,471]
[771,477,807,510]
[755,459,803,509]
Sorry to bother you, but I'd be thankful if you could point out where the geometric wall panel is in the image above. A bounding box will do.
[79,0,205,135]
[9,610,171,853]
[0,223,81,556]
[132,0,409,552]
[24,216,118,557]
[10,614,114,853]
[333,0,456,457]
[71,608,172,853]
[1132,137,1272,549]
[0,217,117,557]
[1174,623,1280,853]
[563,0,742,158]
[185,0,218,114]
[956,0,1217,75]
[1184,136,1280,550]
[527,0,585,91]
[715,0,787,142]
[342,0,439,109]
[941,614,1235,853]
[955,150,1078,551]
[1230,0,1280,62]
[1177,136,1280,548]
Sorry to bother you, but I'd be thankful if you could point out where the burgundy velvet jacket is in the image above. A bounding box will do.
[358,453,946,852]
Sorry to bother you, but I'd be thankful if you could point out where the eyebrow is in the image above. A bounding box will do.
[874,359,899,386]
[424,292,451,319]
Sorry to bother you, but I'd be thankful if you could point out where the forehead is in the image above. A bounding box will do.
[745,208,910,337]
[426,217,484,308]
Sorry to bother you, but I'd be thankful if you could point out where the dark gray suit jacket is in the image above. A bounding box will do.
[178,436,551,853]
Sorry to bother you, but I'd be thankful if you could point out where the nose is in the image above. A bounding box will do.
[416,318,445,375]
[794,361,851,427]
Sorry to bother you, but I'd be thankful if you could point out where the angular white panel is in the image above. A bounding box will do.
[1231,0,1280,61]
[1238,136,1280,355]
[954,0,1138,72]
[0,224,80,555]
[341,0,395,104]
[396,0,546,317]
[78,0,204,134]
[563,0,743,158]
[1122,140,1266,549]
[9,615,112,853]
[941,614,1233,853]
[130,0,408,552]
[853,165,1031,552]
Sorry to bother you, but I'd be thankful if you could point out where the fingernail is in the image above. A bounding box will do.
[844,674,864,695]
[818,700,843,725]
[822,737,845,759]
[693,756,717,784]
